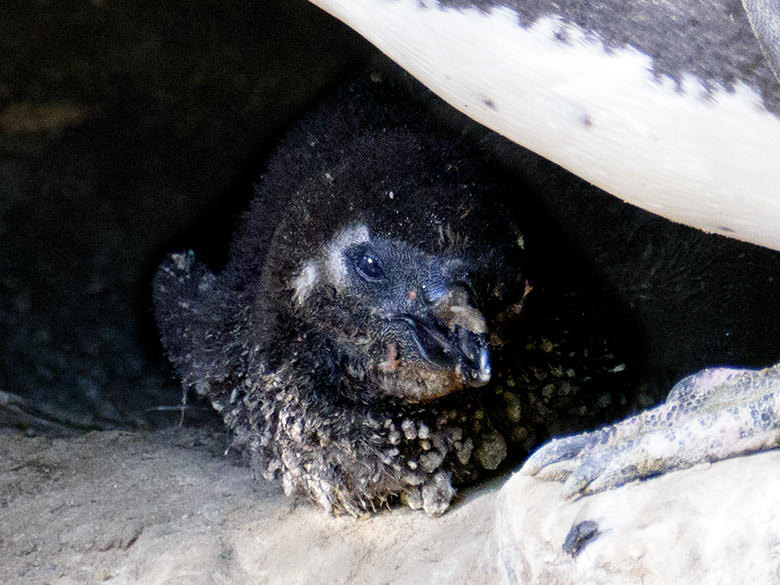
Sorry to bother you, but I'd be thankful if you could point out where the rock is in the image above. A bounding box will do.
[495,450,780,584]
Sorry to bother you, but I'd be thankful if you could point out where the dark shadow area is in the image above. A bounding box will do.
[0,0,375,430]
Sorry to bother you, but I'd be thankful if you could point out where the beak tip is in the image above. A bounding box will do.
[469,351,491,387]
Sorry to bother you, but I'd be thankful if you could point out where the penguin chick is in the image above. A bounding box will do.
[153,71,626,516]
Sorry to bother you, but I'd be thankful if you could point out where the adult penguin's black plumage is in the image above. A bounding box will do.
[153,70,626,516]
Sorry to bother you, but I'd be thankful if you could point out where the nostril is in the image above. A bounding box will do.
[424,281,475,307]
[421,282,447,304]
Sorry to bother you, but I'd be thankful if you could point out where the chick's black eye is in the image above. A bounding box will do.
[355,252,385,281]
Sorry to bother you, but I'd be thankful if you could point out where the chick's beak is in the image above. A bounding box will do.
[453,316,491,387]
[439,303,491,387]
[406,286,492,388]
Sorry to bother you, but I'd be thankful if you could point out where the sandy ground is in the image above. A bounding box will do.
[0,428,501,585]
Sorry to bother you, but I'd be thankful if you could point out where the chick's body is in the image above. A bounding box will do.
[153,71,626,516]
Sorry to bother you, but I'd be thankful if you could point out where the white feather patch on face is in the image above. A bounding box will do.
[325,224,370,289]
[291,260,319,305]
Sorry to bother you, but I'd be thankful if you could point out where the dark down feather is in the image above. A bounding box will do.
[153,69,628,516]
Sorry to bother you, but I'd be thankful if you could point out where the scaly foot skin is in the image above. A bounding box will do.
[522,363,780,498]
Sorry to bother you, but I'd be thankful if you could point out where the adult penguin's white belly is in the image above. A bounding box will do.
[309,0,780,252]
